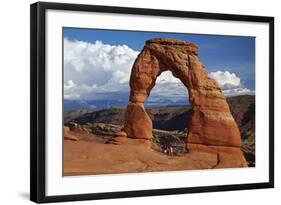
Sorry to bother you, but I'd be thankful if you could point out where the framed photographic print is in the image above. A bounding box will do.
[30,1,274,203]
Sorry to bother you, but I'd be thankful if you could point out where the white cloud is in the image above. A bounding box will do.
[209,70,240,89]
[156,71,181,84]
[209,70,254,96]
[64,79,76,89]
[64,38,139,100]
[223,87,255,96]
[149,71,187,103]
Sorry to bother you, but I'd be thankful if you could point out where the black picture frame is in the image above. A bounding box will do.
[30,1,274,203]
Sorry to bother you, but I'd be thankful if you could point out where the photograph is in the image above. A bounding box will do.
[30,2,274,202]
[63,28,256,176]
[0,0,278,204]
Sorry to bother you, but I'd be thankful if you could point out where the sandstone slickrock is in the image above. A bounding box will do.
[114,131,127,138]
[67,122,90,134]
[118,38,246,167]
[64,126,79,141]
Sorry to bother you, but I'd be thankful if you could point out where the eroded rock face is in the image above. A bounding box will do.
[124,102,152,140]
[120,38,245,167]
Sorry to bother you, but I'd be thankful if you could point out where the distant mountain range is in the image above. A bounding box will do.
[64,99,127,111]
[64,95,255,136]
[64,105,191,131]
[64,98,189,111]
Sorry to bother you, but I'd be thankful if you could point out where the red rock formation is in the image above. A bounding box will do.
[67,122,90,134]
[118,38,246,167]
[124,102,152,140]
[64,126,79,141]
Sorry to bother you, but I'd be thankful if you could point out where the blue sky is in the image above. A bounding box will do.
[63,27,255,106]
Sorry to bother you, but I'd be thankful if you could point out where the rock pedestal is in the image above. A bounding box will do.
[124,103,152,140]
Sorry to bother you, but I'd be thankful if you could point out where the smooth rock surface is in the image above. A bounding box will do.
[124,102,152,140]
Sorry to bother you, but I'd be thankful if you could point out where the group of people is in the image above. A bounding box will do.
[162,145,174,156]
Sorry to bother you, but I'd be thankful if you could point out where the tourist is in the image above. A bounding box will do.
[169,147,174,156]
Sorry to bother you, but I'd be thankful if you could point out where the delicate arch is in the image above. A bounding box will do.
[123,38,241,149]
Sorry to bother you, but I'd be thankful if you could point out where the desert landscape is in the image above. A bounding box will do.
[63,38,255,176]
[64,95,255,176]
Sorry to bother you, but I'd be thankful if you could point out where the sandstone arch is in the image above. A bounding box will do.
[122,38,242,151]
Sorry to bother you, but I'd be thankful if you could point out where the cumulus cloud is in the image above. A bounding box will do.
[148,71,188,103]
[209,70,255,96]
[155,71,182,84]
[64,38,139,100]
[209,71,240,89]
